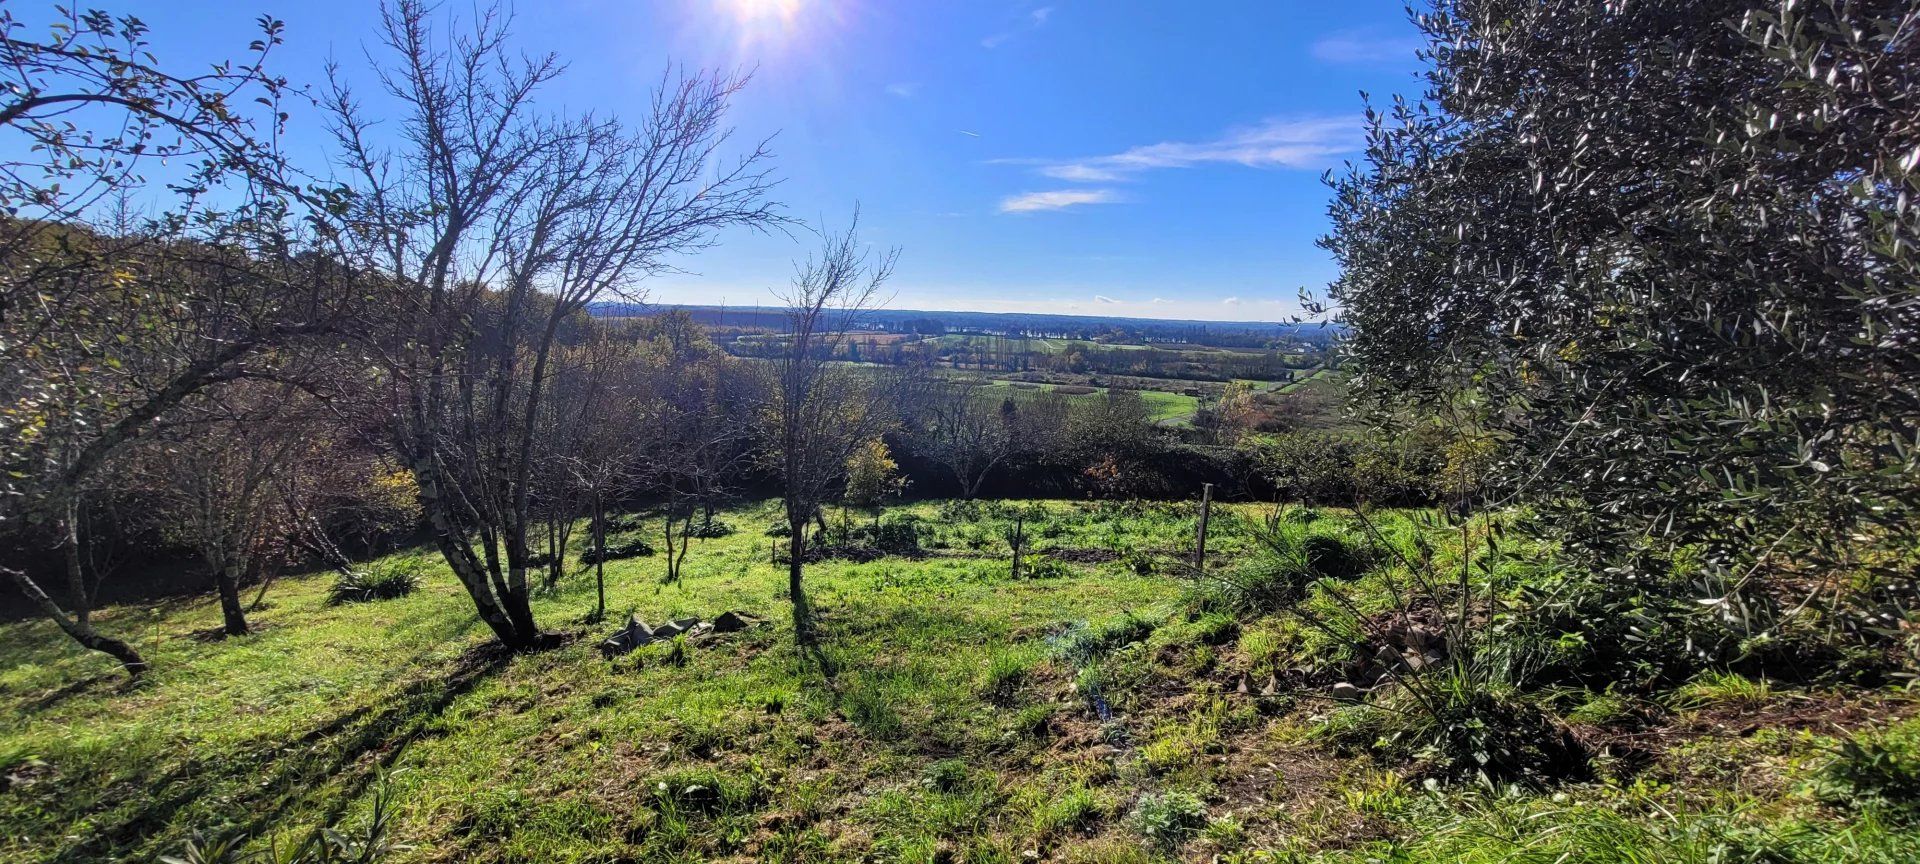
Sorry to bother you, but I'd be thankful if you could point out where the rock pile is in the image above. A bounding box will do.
[599,610,758,657]
[1334,624,1448,697]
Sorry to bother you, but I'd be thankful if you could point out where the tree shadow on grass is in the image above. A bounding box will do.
[50,640,515,863]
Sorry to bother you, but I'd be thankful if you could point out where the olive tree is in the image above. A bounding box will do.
[1324,1,1918,604]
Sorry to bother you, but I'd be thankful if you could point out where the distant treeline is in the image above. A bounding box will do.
[590,302,1341,350]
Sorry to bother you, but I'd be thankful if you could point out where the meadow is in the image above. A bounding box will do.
[3,500,1911,863]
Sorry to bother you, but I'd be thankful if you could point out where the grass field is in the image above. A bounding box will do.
[2,500,1913,863]
[983,380,1199,424]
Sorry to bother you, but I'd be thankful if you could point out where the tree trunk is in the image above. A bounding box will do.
[60,503,91,625]
[787,507,810,643]
[3,566,146,678]
[216,564,249,636]
[592,501,607,621]
[414,458,543,650]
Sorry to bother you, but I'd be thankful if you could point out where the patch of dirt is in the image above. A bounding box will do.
[1042,547,1123,565]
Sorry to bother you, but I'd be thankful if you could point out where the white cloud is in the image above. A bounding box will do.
[1012,116,1361,184]
[1039,163,1125,182]
[885,82,920,98]
[983,4,1054,48]
[999,188,1121,213]
[1093,294,1119,304]
[1311,30,1424,65]
[1222,296,1242,305]
[1150,297,1172,304]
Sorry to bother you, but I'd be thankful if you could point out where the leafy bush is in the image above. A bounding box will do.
[1327,667,1588,784]
[869,514,923,554]
[1129,791,1207,851]
[936,499,983,522]
[1019,555,1072,580]
[328,559,425,606]
[1817,722,1920,824]
[578,537,654,565]
[684,518,733,539]
[922,758,970,793]
[765,520,792,537]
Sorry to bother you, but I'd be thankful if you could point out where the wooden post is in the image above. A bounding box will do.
[1193,483,1214,574]
[1009,514,1024,580]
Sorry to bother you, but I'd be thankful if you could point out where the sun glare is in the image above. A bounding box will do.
[722,0,804,25]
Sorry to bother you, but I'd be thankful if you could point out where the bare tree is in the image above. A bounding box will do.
[920,383,1015,499]
[769,216,898,643]
[324,1,780,650]
[547,330,648,619]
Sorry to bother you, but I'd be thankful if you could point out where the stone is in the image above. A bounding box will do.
[1260,674,1282,697]
[1235,673,1252,695]
[711,611,753,633]
[1331,681,1363,701]
[652,620,686,639]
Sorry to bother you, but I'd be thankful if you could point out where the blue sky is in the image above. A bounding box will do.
[123,1,1427,322]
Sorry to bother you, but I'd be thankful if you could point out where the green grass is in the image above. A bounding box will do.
[1,499,1910,863]
[982,379,1199,423]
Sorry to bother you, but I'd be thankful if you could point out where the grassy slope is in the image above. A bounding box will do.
[1,500,1913,863]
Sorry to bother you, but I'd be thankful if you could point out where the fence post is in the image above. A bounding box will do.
[1193,483,1214,574]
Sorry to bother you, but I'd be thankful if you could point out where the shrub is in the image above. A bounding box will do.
[685,518,733,539]
[922,758,970,793]
[1129,791,1206,851]
[1019,556,1072,580]
[328,559,425,605]
[1327,668,1588,784]
[1816,722,1920,823]
[937,499,982,522]
[765,520,792,537]
[578,537,655,564]
[870,514,923,554]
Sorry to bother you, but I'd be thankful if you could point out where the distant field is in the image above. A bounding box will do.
[983,379,1198,424]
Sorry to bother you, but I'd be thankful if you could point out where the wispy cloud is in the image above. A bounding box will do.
[999,188,1121,214]
[885,82,920,98]
[1093,294,1120,304]
[1310,29,1424,64]
[982,5,1054,49]
[1008,116,1361,184]
[1222,297,1242,305]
